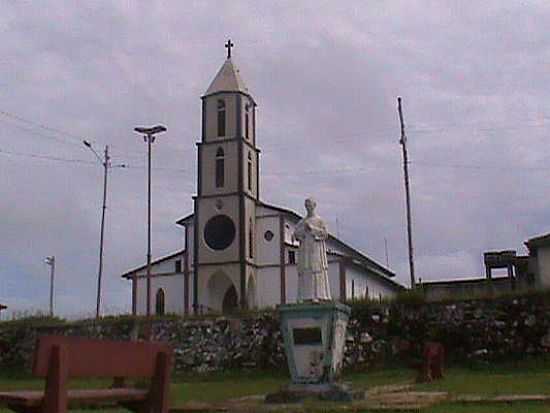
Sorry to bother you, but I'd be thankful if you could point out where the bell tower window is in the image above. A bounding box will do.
[247,152,253,191]
[217,99,226,137]
[215,147,225,188]
[155,288,165,316]
[245,104,250,140]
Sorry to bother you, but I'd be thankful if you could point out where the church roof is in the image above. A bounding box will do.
[121,249,185,279]
[175,201,398,283]
[204,58,249,97]
[256,202,397,278]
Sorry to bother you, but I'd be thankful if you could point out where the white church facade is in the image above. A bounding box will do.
[122,47,404,315]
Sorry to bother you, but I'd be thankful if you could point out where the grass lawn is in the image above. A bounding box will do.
[1,362,549,412]
[426,402,550,413]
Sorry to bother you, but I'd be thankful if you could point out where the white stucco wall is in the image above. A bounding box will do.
[256,215,280,265]
[327,261,341,301]
[256,266,280,308]
[343,265,401,301]
[135,274,186,315]
[346,265,369,300]
[134,254,184,277]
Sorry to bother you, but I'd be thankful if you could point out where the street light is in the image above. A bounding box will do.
[133,125,167,325]
[83,140,126,319]
[44,256,55,317]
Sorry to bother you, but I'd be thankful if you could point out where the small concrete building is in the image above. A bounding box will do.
[420,235,550,302]
[122,49,403,315]
[525,233,550,289]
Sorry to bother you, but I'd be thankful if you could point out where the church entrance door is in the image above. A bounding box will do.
[207,271,239,313]
[222,285,238,313]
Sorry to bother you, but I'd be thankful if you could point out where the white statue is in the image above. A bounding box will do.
[293,198,331,302]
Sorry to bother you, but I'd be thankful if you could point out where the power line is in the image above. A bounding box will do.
[0,110,89,145]
[4,107,550,155]
[0,118,87,148]
[4,148,550,176]
[0,149,95,165]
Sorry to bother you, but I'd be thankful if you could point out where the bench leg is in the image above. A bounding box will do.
[149,352,171,413]
[42,345,68,413]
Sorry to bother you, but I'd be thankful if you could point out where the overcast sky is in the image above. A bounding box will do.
[1,1,549,318]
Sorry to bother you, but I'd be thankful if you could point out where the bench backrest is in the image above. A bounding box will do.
[32,335,172,379]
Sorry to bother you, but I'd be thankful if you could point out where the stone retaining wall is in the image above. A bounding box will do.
[1,294,549,374]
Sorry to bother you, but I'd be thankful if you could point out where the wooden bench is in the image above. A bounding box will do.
[0,335,173,413]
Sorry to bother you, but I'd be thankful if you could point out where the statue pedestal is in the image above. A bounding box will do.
[266,302,362,403]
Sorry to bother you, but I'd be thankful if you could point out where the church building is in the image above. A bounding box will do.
[122,44,404,315]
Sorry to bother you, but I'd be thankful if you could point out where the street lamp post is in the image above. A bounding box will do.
[45,256,55,317]
[83,141,126,319]
[133,125,167,324]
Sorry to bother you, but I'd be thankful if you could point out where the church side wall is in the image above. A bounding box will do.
[283,220,297,245]
[134,256,183,277]
[325,238,347,256]
[256,216,280,265]
[256,267,280,309]
[369,275,398,300]
[285,265,298,303]
[345,265,368,300]
[135,274,186,315]
[328,261,341,301]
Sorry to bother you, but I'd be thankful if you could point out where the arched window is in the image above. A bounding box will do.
[247,152,253,191]
[245,104,250,140]
[217,99,226,137]
[155,288,165,316]
[215,147,224,188]
[249,218,254,258]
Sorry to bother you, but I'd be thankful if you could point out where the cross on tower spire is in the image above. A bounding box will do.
[225,39,234,59]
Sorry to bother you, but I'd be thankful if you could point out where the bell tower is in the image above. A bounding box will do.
[193,41,259,313]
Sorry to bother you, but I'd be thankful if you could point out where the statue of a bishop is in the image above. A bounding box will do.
[293,198,332,302]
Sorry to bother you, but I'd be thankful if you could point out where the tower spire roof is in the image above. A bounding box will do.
[204,41,249,97]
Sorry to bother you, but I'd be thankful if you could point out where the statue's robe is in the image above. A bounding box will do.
[294,215,331,302]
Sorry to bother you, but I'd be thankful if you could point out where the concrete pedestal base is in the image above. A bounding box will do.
[278,302,351,384]
[265,382,364,403]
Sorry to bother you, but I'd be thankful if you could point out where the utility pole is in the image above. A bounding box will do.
[45,256,55,316]
[84,141,125,319]
[398,97,416,288]
[97,145,108,319]
[134,125,167,331]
